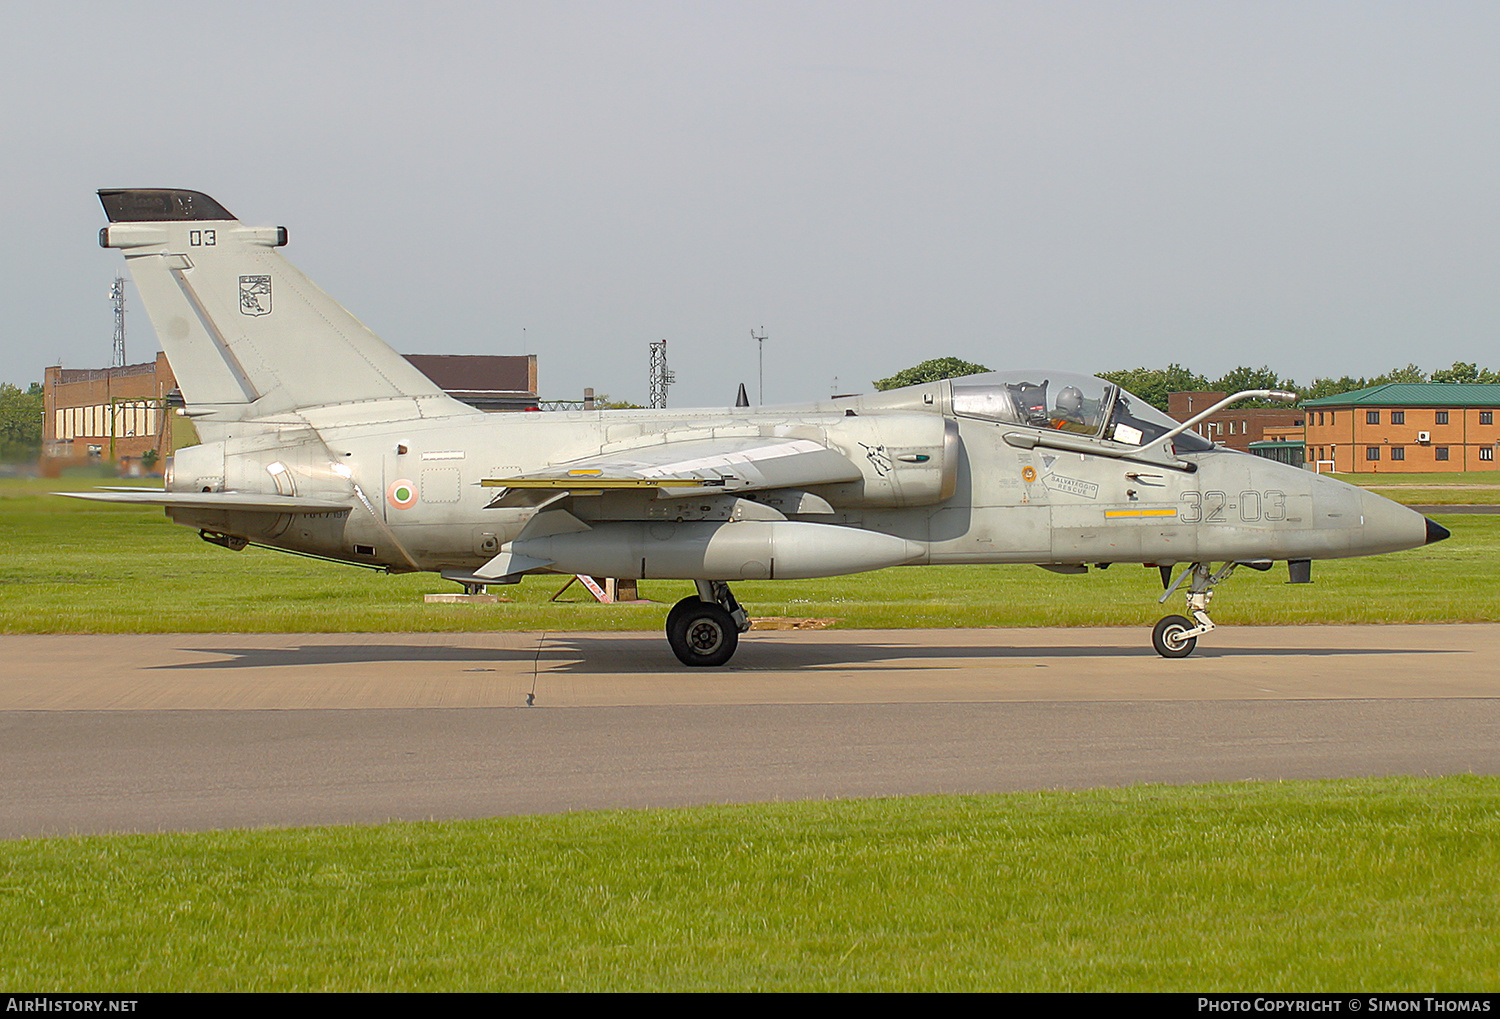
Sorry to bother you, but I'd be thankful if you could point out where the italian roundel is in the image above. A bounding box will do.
[387,478,418,510]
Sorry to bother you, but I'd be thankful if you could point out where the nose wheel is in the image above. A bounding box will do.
[1151,614,1198,658]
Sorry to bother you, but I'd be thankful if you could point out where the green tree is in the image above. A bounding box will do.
[1205,366,1296,408]
[1370,363,1429,385]
[0,382,44,463]
[1430,361,1478,384]
[1302,375,1370,400]
[873,357,990,391]
[1095,364,1208,412]
[590,393,643,409]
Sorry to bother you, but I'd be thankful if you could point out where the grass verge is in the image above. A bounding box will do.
[2,777,1495,991]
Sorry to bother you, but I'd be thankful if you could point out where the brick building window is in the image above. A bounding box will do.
[1436,410,1450,425]
[1482,448,1495,462]
[1435,447,1450,461]
[1391,411,1405,425]
[1366,447,1380,461]
[1390,447,1405,461]
[1367,410,1380,424]
[1482,412,1493,425]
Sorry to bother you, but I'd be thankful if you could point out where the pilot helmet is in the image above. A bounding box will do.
[1055,385,1084,419]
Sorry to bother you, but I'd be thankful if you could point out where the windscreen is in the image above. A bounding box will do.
[951,371,1111,437]
[952,370,1212,451]
[1108,392,1213,451]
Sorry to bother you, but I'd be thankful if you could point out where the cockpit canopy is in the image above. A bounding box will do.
[950,370,1212,451]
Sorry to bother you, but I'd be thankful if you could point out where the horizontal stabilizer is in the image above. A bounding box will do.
[58,489,353,513]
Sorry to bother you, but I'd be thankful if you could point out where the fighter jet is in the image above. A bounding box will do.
[71,189,1449,664]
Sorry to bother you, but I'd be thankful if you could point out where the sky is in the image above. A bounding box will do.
[3,1,1498,407]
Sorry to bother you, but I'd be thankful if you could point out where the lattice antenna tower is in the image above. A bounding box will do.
[109,276,126,367]
[649,339,675,408]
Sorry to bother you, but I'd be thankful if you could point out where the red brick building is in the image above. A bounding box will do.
[43,352,177,467]
[400,354,538,412]
[1302,383,1500,473]
[43,352,541,470]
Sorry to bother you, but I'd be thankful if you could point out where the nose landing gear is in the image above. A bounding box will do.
[1151,562,1242,659]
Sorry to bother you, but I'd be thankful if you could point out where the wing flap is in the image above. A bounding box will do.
[483,437,860,499]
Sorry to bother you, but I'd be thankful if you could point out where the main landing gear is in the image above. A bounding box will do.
[666,581,752,667]
[1151,561,1263,659]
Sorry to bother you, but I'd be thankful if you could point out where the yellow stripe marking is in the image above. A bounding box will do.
[1105,508,1179,518]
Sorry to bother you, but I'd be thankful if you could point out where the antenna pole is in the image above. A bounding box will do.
[109,276,126,367]
[751,327,766,404]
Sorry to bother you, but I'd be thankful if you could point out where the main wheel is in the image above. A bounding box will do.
[1152,614,1197,659]
[667,602,739,667]
[666,595,704,635]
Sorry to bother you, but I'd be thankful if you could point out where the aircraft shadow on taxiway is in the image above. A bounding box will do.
[152,637,1449,674]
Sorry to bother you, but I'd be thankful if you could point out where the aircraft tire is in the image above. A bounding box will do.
[666,595,705,635]
[1152,615,1197,659]
[667,602,739,667]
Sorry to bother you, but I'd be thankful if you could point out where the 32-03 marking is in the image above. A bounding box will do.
[1179,490,1286,523]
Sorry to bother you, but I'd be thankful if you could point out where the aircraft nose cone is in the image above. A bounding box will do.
[1352,489,1432,556]
[1425,517,1452,545]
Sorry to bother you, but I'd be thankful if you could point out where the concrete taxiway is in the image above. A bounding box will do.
[2,625,1497,837]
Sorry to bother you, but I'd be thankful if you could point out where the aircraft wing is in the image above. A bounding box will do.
[483,436,862,500]
[57,489,353,513]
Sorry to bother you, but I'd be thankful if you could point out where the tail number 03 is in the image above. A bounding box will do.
[1179,490,1286,523]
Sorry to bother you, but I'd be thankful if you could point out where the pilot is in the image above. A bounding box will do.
[1049,386,1092,433]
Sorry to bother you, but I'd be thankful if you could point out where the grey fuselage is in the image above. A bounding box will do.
[164,378,1427,579]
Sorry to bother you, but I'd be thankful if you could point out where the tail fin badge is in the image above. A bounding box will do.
[239,275,273,316]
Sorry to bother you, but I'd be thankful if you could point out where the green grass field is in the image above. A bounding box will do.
[2,476,1495,632]
[3,777,1496,991]
[1328,470,1500,487]
[1324,471,1500,505]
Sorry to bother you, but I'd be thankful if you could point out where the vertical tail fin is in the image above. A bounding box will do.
[98,189,475,427]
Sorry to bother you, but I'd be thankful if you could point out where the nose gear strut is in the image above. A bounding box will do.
[1152,562,1239,658]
